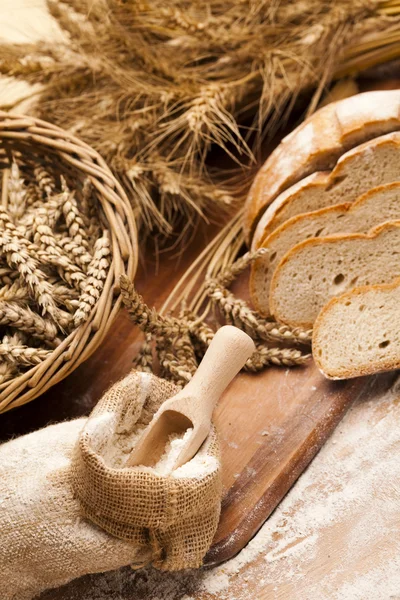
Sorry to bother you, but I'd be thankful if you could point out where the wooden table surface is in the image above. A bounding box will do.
[1,3,400,599]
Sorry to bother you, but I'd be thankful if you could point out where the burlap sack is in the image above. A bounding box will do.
[0,371,222,600]
[72,370,222,571]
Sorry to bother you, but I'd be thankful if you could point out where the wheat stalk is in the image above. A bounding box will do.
[206,251,312,346]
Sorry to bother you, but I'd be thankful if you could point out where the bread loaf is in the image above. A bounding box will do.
[252,131,400,249]
[313,279,400,379]
[244,90,400,244]
[251,182,400,315]
[269,221,400,328]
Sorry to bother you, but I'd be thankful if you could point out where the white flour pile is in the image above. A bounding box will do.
[153,429,193,476]
[153,429,219,478]
[39,376,400,600]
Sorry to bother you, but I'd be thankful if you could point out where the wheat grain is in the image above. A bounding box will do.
[56,235,92,271]
[24,183,41,208]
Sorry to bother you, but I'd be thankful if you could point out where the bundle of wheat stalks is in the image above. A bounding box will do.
[0,161,109,385]
[1,0,399,239]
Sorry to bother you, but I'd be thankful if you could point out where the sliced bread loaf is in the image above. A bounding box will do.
[251,182,400,315]
[252,131,400,249]
[245,89,400,243]
[269,221,400,328]
[313,278,400,379]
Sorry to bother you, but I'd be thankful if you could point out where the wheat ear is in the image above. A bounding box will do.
[60,178,92,268]
[73,230,111,326]
[0,334,52,366]
[33,207,86,291]
[0,360,17,384]
[0,208,60,319]
[34,165,56,197]
[0,301,59,343]
[8,161,26,221]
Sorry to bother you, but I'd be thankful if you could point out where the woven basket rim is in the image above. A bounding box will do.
[0,110,138,413]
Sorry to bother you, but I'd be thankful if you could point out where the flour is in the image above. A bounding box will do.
[153,429,220,478]
[38,376,400,600]
[153,429,193,476]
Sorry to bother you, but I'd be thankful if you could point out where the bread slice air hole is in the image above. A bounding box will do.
[379,340,390,348]
[359,304,366,311]
[333,273,345,285]
[269,251,277,262]
[314,228,325,237]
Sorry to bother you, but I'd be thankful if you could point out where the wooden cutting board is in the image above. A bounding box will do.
[205,364,395,564]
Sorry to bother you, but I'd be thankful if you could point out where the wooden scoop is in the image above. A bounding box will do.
[126,325,255,471]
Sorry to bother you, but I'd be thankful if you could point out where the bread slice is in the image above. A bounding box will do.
[251,182,400,315]
[244,89,400,243]
[313,278,400,379]
[269,221,400,328]
[252,131,400,249]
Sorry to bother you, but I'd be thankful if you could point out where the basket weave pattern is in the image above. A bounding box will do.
[0,111,138,413]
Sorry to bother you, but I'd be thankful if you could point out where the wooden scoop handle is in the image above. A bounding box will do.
[178,325,255,420]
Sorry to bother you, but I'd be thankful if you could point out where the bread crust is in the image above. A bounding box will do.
[244,90,400,244]
[313,277,400,379]
[269,221,400,328]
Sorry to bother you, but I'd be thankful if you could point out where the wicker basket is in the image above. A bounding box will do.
[0,111,138,413]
